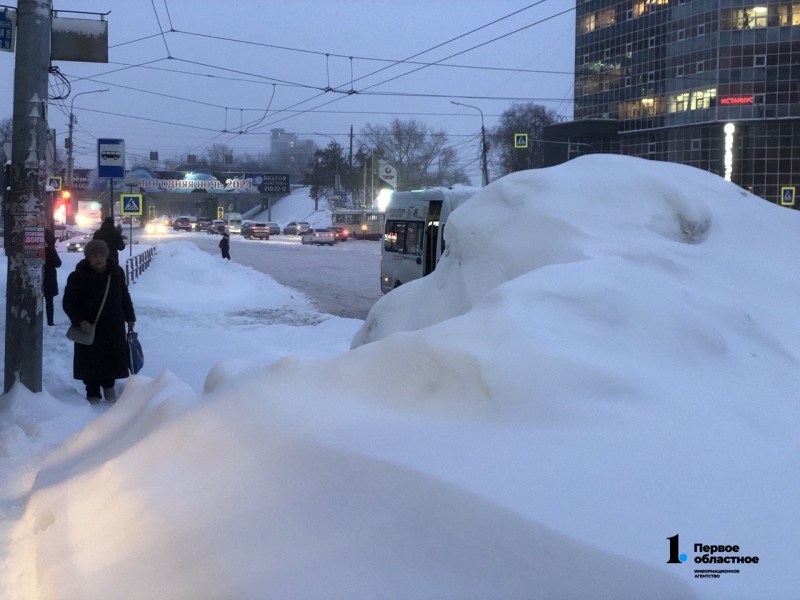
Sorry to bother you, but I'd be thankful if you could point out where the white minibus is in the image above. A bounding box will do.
[380,188,476,294]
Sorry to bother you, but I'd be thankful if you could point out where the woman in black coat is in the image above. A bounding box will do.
[63,239,136,404]
[92,216,125,262]
[43,229,62,326]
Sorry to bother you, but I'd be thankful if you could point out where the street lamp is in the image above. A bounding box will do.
[451,101,489,187]
[67,89,109,193]
[314,132,342,205]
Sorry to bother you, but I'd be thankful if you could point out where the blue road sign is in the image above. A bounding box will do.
[0,11,16,53]
[47,176,63,191]
[119,193,143,216]
[781,186,795,207]
[98,138,125,178]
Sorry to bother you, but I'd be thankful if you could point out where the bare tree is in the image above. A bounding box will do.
[359,118,469,190]
[489,103,559,176]
[204,143,235,168]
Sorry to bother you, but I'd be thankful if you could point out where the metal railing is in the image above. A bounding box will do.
[125,247,156,286]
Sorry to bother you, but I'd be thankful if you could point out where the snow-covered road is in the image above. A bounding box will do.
[136,230,383,319]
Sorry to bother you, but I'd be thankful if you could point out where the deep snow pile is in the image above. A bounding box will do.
[7,155,800,599]
[253,185,332,229]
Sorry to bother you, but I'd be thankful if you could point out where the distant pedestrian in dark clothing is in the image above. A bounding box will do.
[93,217,125,262]
[63,239,136,404]
[219,232,231,260]
[43,229,62,326]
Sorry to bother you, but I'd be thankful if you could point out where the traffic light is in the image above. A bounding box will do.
[217,206,224,219]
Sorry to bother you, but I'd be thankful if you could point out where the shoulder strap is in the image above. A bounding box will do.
[93,275,112,324]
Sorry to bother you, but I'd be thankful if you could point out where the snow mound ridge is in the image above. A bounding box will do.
[352,155,788,348]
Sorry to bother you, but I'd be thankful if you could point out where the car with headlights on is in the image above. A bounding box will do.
[172,216,196,231]
[67,235,91,252]
[301,227,335,246]
[207,219,228,235]
[283,221,311,235]
[241,221,270,240]
[329,226,350,242]
[195,217,213,232]
[144,220,168,235]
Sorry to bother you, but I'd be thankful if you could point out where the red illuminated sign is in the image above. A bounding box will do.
[720,96,754,106]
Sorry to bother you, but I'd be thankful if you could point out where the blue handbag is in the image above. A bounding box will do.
[127,331,144,375]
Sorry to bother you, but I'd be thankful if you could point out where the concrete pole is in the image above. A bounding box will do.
[4,0,52,393]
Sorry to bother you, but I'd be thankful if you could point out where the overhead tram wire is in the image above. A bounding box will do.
[150,0,172,57]
[163,0,175,30]
[170,28,574,77]
[356,5,578,94]
[108,32,163,49]
[242,3,573,133]
[71,107,220,133]
[66,58,169,84]
[235,0,558,132]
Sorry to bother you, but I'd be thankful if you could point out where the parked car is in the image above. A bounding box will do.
[265,222,281,235]
[207,219,228,235]
[329,226,350,242]
[301,227,335,246]
[195,217,213,232]
[67,235,91,252]
[242,221,270,240]
[283,221,311,235]
[173,216,196,231]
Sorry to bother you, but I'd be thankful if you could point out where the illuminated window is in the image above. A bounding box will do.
[596,8,616,28]
[732,7,769,29]
[777,5,800,25]
[619,97,663,119]
[634,0,669,17]
[690,88,717,110]
[582,13,596,33]
[669,92,690,112]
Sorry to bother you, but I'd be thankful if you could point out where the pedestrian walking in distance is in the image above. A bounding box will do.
[93,216,125,262]
[63,239,136,404]
[43,229,62,326]
[219,231,231,260]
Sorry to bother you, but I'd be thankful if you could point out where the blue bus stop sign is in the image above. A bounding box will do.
[0,11,16,53]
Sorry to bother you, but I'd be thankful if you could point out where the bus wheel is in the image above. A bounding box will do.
[393,281,401,289]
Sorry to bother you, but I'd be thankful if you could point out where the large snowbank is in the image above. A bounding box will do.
[253,186,332,229]
[7,155,800,598]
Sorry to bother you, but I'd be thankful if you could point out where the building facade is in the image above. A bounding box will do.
[573,0,800,207]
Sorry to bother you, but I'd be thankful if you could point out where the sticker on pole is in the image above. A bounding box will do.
[98,138,125,178]
[120,193,143,216]
[23,226,45,262]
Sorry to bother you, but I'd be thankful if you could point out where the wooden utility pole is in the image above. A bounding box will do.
[4,0,52,393]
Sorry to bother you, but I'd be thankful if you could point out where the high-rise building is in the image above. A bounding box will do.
[565,0,800,207]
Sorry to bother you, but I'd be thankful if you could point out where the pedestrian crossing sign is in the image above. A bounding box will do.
[514,133,528,149]
[781,186,795,206]
[47,176,62,191]
[120,193,143,216]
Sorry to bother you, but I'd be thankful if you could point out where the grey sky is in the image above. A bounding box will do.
[0,0,575,183]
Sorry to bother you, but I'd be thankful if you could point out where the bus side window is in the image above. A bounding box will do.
[384,220,406,252]
[406,221,424,256]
